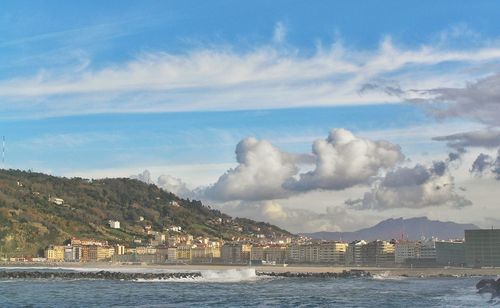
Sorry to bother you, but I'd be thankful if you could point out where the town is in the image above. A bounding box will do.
[6,220,500,268]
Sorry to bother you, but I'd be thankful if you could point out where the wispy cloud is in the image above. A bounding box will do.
[272,21,286,44]
[2,36,500,118]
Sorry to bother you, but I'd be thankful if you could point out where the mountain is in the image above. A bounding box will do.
[0,169,291,256]
[302,217,479,242]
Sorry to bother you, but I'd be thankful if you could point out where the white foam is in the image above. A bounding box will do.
[133,268,261,283]
[371,271,406,281]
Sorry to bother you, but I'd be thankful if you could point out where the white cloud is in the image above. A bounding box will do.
[130,169,152,184]
[203,137,298,201]
[347,161,471,210]
[3,37,500,118]
[285,128,404,191]
[157,174,194,198]
[199,129,403,202]
[219,200,378,233]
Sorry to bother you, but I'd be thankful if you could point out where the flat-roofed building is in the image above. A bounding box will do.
[167,247,177,262]
[395,241,420,264]
[465,229,500,267]
[45,245,65,261]
[191,246,220,262]
[96,246,115,261]
[362,240,395,266]
[318,242,348,264]
[252,245,288,263]
[221,243,252,264]
[176,244,193,261]
[436,241,465,266]
[346,240,367,266]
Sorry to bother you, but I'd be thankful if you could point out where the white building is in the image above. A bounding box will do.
[108,220,121,229]
[49,197,64,205]
[420,238,437,259]
[395,241,420,264]
[395,238,437,264]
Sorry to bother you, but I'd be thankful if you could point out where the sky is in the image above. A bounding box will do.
[1,1,500,233]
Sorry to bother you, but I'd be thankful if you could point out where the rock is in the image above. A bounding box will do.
[255,270,371,278]
[0,270,202,281]
[476,277,500,300]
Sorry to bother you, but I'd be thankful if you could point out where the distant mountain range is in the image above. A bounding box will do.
[302,217,479,242]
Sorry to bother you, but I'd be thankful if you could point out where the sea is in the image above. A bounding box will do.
[0,267,496,307]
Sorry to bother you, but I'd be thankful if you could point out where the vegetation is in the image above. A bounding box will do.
[0,169,291,257]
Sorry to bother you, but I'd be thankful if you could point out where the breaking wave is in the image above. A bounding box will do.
[371,271,406,281]
[132,268,261,283]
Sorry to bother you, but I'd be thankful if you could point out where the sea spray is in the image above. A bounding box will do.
[200,268,259,282]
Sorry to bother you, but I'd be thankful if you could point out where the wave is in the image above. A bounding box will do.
[135,268,261,283]
[371,271,407,281]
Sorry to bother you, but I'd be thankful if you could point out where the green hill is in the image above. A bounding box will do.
[0,169,291,257]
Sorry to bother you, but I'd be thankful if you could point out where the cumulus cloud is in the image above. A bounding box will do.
[131,170,195,198]
[203,137,298,202]
[347,161,472,210]
[130,169,152,184]
[157,174,194,198]
[285,128,404,191]
[200,129,403,202]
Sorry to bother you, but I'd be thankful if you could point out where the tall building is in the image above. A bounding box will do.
[221,244,252,264]
[435,241,465,266]
[287,242,347,264]
[395,241,420,264]
[465,229,500,267]
[361,240,395,266]
[251,246,288,263]
[318,242,348,264]
[346,240,367,265]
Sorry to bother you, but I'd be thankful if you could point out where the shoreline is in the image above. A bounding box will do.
[1,262,499,278]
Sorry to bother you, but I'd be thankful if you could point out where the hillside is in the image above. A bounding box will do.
[302,217,479,242]
[0,169,291,257]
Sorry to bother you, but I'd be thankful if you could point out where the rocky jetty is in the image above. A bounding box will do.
[476,277,500,300]
[256,269,371,278]
[0,270,201,281]
[0,269,371,281]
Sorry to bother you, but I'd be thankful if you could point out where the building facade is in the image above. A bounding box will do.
[221,244,252,264]
[465,229,500,267]
[435,241,465,266]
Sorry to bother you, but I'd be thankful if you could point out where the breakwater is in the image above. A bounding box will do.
[0,269,371,280]
[0,270,202,280]
[256,269,371,278]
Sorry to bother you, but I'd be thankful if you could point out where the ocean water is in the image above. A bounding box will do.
[0,267,495,307]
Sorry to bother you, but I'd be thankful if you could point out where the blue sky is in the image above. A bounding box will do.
[1,1,500,232]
